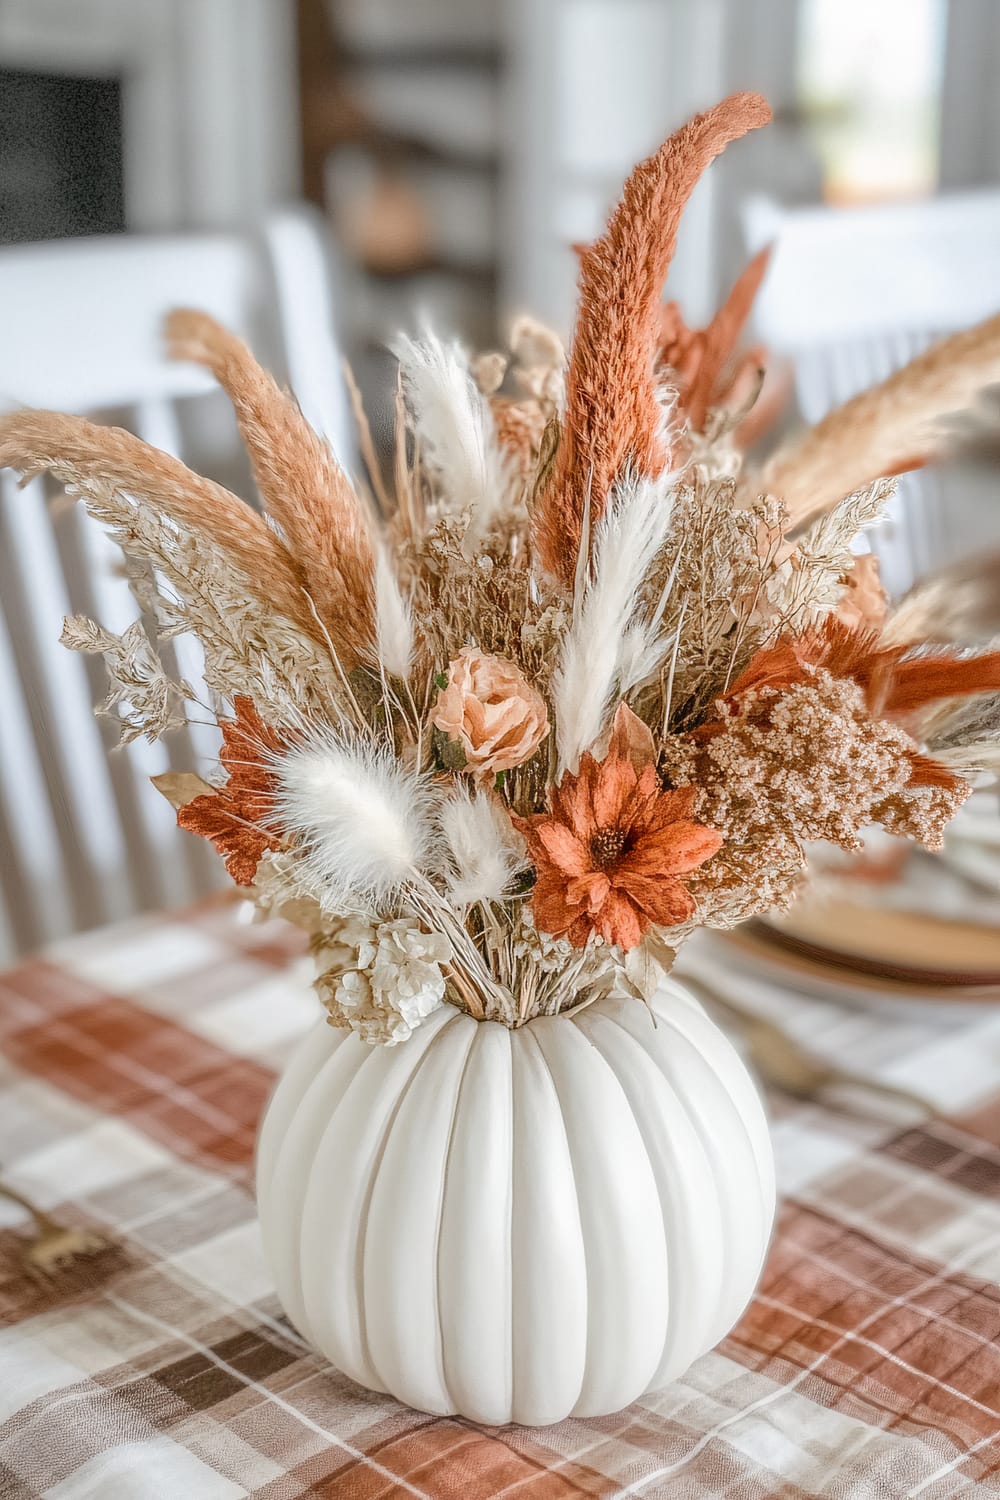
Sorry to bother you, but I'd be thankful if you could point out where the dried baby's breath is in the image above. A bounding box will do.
[400,516,562,693]
[61,614,191,744]
[662,670,936,926]
[74,477,346,721]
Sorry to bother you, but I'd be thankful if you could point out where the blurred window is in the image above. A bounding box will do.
[797,0,946,203]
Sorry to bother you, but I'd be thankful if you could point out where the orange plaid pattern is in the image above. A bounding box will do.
[2,900,1000,1497]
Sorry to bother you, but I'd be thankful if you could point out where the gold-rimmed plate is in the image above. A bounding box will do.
[744,900,1000,994]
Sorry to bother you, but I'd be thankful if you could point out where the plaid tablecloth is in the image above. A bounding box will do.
[2,900,1000,1498]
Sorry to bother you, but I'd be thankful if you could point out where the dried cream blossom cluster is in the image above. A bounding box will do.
[313,918,452,1046]
[871,781,971,849]
[509,909,580,972]
[663,670,972,926]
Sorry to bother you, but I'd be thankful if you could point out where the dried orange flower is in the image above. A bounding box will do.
[433,647,549,775]
[177,696,286,885]
[516,706,722,950]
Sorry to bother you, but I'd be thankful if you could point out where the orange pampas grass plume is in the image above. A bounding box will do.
[0,408,315,636]
[166,309,376,669]
[534,91,771,584]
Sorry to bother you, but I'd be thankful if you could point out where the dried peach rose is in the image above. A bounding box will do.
[836,553,888,631]
[432,647,549,775]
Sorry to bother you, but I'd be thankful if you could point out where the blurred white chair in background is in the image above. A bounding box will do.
[0,208,352,961]
[744,189,1000,598]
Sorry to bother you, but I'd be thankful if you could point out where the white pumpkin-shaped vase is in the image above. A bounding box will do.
[256,975,775,1426]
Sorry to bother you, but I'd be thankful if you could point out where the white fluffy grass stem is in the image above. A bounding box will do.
[374,546,413,678]
[393,330,515,534]
[553,472,676,773]
[438,785,525,906]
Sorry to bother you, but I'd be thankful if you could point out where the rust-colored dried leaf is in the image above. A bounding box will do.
[176,697,288,886]
[726,639,810,699]
[733,618,1000,722]
[885,651,1000,715]
[680,246,772,431]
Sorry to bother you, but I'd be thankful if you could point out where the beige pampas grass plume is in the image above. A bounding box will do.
[166,308,376,669]
[0,408,315,636]
[553,471,677,774]
[766,310,1000,526]
[374,545,413,678]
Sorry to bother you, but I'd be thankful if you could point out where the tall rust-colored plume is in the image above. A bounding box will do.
[766,310,1000,526]
[166,308,376,668]
[534,92,771,584]
[0,408,315,635]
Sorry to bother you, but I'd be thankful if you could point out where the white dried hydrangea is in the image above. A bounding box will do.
[314,916,452,1046]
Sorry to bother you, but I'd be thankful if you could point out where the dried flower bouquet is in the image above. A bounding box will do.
[5,93,1000,1048]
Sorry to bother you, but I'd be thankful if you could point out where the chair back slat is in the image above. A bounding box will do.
[0,595,77,951]
[0,217,348,960]
[745,189,1000,598]
[57,497,201,915]
[0,236,254,414]
[0,472,131,936]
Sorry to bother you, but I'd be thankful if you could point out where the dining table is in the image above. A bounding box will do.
[2,895,1000,1498]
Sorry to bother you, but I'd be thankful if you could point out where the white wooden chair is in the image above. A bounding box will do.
[0,209,352,961]
[744,189,1000,598]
